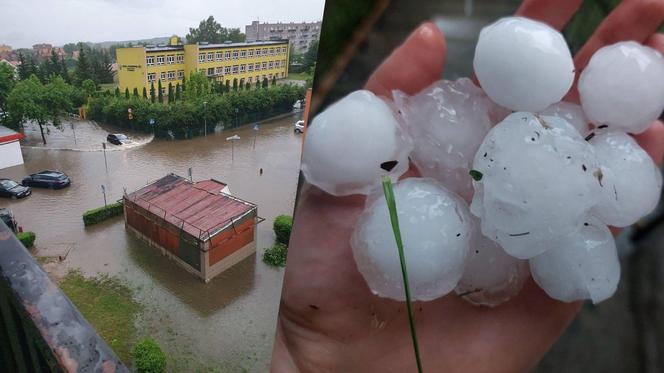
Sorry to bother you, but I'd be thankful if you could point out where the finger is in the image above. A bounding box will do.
[646,32,664,52]
[634,121,664,166]
[515,0,583,30]
[365,22,446,98]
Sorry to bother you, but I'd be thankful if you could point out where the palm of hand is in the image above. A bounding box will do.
[273,1,664,372]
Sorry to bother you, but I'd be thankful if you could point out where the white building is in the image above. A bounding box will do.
[245,20,321,54]
[0,126,24,170]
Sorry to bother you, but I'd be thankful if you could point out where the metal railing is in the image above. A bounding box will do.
[0,221,127,373]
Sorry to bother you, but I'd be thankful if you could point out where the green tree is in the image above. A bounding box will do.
[150,82,156,103]
[226,80,231,92]
[81,79,96,99]
[142,87,148,99]
[62,43,77,56]
[181,75,186,92]
[271,76,277,86]
[124,87,130,99]
[175,83,181,101]
[133,87,139,98]
[157,80,163,103]
[0,63,16,116]
[167,82,173,103]
[262,77,268,88]
[185,16,245,44]
[232,78,238,91]
[114,87,120,97]
[6,75,72,144]
[75,46,93,85]
[245,81,251,90]
[239,78,245,91]
[59,56,70,83]
[17,53,38,81]
[255,79,260,90]
[303,40,319,71]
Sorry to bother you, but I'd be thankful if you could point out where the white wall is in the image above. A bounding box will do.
[0,141,24,170]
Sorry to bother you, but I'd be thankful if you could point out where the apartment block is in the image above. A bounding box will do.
[245,21,321,53]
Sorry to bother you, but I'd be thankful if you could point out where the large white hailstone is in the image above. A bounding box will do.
[471,112,601,259]
[301,90,412,196]
[530,217,620,304]
[539,101,590,135]
[590,131,663,227]
[579,41,664,134]
[473,17,575,112]
[393,78,499,201]
[350,178,472,301]
[455,223,529,307]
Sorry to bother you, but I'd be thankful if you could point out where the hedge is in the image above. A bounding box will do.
[133,337,166,373]
[17,231,36,248]
[273,215,293,245]
[262,243,288,267]
[82,202,124,226]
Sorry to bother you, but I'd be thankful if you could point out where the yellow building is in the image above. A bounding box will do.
[116,36,289,95]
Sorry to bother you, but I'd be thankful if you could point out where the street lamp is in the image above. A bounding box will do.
[203,101,208,136]
[235,107,239,127]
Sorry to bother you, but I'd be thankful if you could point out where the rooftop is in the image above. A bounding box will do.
[140,39,288,53]
[125,174,255,240]
[0,125,24,143]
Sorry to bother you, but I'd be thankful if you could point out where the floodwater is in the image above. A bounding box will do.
[0,113,304,371]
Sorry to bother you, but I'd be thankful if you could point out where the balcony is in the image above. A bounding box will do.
[0,221,127,372]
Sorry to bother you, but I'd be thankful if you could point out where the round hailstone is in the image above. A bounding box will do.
[350,178,472,301]
[471,112,601,259]
[590,131,663,227]
[301,90,411,196]
[393,78,500,201]
[579,41,664,134]
[455,224,529,307]
[530,217,620,304]
[539,101,590,135]
[473,16,575,112]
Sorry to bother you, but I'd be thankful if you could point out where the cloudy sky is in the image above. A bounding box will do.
[0,0,326,48]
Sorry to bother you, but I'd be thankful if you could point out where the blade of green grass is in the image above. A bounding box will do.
[381,176,423,373]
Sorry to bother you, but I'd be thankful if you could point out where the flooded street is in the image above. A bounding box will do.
[0,113,303,371]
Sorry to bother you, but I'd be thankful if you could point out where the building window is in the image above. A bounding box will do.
[224,66,231,74]
[256,75,260,82]
[248,49,254,57]
[247,63,254,72]
[261,48,267,55]
[161,87,166,95]
[177,70,184,79]
[268,74,273,79]
[167,55,174,64]
[261,62,267,69]
[240,64,245,72]
[216,66,223,75]
[207,67,214,76]
[232,65,239,73]
[168,71,175,80]
[198,53,205,63]
[177,54,184,63]
[269,48,275,55]
[146,56,155,66]
[156,56,164,65]
[232,51,238,59]
[147,73,156,82]
[216,52,223,61]
[207,52,214,62]
[255,63,261,71]
[224,51,231,60]
[268,61,274,69]
[160,72,166,80]
[240,50,246,58]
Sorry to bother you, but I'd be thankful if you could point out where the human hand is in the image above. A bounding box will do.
[272,1,664,372]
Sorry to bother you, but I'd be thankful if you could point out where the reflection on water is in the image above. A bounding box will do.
[0,112,303,371]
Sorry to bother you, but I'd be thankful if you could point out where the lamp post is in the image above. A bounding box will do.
[203,101,208,136]
[235,107,239,127]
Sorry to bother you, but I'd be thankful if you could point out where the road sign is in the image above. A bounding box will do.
[226,135,241,141]
[252,124,259,131]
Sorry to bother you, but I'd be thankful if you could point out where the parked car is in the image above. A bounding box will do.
[0,208,16,232]
[22,170,71,189]
[0,179,31,199]
[294,120,305,133]
[107,133,130,145]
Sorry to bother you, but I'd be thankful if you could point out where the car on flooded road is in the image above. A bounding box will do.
[0,179,31,199]
[0,208,16,232]
[22,170,71,189]
[294,120,305,133]
[107,133,130,145]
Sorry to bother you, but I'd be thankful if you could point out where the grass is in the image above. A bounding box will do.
[286,72,312,81]
[59,271,142,364]
[99,83,117,93]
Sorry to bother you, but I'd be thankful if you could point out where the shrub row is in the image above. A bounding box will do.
[82,202,124,226]
[17,231,36,248]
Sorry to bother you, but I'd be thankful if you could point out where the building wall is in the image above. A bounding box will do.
[245,21,321,53]
[0,141,24,170]
[117,41,290,94]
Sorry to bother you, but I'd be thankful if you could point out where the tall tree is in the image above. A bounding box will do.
[262,77,268,88]
[271,76,277,86]
[114,87,120,97]
[303,40,319,71]
[245,81,251,90]
[142,87,148,99]
[75,46,93,85]
[150,81,156,103]
[232,78,238,91]
[81,79,96,99]
[175,83,181,101]
[124,87,129,99]
[59,56,70,83]
[185,16,245,44]
[157,80,163,103]
[167,82,173,103]
[133,87,139,97]
[0,63,16,117]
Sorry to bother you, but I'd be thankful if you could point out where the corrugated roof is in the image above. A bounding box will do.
[126,174,254,240]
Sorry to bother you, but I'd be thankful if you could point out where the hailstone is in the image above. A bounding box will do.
[455,222,529,307]
[471,112,601,259]
[579,41,664,134]
[393,78,500,201]
[473,16,575,112]
[590,131,663,227]
[350,178,472,301]
[301,90,412,196]
[539,101,589,135]
[530,217,620,304]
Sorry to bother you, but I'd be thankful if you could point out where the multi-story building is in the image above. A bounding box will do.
[116,36,289,96]
[32,43,65,59]
[245,20,321,54]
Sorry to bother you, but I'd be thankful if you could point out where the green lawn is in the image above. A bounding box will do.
[287,72,312,81]
[99,83,117,93]
[59,271,142,364]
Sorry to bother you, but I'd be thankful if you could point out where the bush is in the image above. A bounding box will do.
[273,215,293,245]
[133,337,166,373]
[17,231,36,248]
[262,243,288,267]
[82,202,123,226]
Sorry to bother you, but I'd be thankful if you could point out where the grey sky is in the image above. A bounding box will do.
[0,0,325,48]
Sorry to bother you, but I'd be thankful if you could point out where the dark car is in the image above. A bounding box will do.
[0,208,16,232]
[22,170,71,189]
[107,133,129,145]
[0,179,31,199]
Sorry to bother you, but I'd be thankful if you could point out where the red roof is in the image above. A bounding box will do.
[125,174,255,240]
[0,126,24,144]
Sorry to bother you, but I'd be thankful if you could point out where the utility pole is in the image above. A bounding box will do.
[102,142,108,172]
